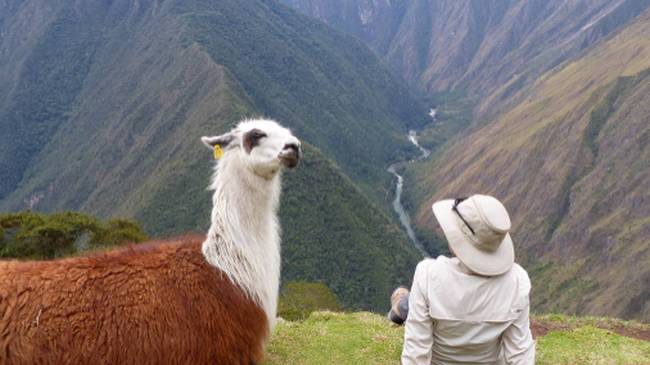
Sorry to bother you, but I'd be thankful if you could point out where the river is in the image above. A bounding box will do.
[387,129,431,257]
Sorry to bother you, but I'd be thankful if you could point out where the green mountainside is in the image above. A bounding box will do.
[286,0,650,321]
[0,0,427,208]
[407,9,650,321]
[0,0,424,310]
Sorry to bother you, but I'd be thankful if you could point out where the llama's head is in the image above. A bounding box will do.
[201,119,302,179]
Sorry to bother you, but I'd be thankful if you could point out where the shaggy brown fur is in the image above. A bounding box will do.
[0,235,268,365]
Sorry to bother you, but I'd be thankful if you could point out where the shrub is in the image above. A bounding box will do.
[0,211,148,259]
[278,281,343,321]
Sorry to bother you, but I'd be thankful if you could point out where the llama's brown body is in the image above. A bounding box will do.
[0,235,268,365]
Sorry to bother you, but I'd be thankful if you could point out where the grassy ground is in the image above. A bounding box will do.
[265,311,650,365]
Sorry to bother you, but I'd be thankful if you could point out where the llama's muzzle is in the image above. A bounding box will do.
[279,143,301,168]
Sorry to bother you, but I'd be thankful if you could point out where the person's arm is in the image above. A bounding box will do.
[401,261,434,365]
[501,271,535,364]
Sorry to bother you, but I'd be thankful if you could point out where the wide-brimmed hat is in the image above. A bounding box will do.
[432,194,514,276]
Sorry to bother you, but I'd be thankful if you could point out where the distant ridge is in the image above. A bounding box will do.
[283,0,650,116]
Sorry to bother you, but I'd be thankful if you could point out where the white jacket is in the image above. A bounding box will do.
[401,256,535,365]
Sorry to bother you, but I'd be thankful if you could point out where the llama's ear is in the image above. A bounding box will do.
[201,133,235,150]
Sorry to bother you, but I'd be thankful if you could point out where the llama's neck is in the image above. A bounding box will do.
[202,154,282,330]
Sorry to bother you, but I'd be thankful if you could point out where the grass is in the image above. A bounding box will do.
[265,311,650,365]
[535,313,650,334]
[536,327,650,365]
[266,312,402,365]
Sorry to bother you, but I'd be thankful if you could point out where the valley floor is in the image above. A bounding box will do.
[265,312,650,365]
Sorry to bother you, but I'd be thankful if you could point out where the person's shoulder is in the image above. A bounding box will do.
[414,255,454,278]
[414,257,435,273]
[510,263,532,295]
[417,255,452,268]
[511,263,531,281]
[412,256,445,277]
[412,257,448,291]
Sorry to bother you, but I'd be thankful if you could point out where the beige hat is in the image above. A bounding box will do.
[432,194,514,276]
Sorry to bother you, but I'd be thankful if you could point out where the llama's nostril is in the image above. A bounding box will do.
[280,143,301,169]
[283,143,299,153]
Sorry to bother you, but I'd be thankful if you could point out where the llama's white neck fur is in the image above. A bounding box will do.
[202,151,282,330]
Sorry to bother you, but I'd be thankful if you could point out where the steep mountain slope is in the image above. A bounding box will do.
[284,0,650,116]
[0,0,427,208]
[407,9,650,321]
[281,0,409,55]
[0,0,424,310]
[279,147,420,309]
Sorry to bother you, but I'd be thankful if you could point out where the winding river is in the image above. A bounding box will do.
[387,129,431,257]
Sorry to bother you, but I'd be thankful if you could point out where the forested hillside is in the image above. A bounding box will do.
[0,0,425,310]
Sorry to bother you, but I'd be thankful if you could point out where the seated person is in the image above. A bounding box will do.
[389,195,535,365]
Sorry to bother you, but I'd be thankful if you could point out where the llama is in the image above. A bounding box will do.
[0,119,301,365]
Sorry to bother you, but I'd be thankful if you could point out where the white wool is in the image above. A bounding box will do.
[202,119,298,331]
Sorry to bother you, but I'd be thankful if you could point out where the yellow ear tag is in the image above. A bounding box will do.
[213,144,224,160]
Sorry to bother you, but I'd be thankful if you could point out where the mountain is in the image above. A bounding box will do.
[0,0,427,206]
[0,0,425,310]
[283,0,650,116]
[285,0,650,320]
[406,8,650,321]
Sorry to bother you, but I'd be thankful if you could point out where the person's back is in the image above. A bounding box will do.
[394,195,535,365]
[403,257,533,364]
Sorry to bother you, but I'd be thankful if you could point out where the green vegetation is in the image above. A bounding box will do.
[0,5,105,199]
[543,70,650,242]
[536,327,650,365]
[178,0,427,206]
[278,281,343,321]
[279,146,421,311]
[4,0,646,327]
[0,211,147,259]
[535,313,650,334]
[138,144,423,312]
[415,91,475,152]
[266,312,402,365]
[0,0,426,314]
[132,142,423,312]
[406,10,650,322]
[586,69,650,158]
[265,311,650,365]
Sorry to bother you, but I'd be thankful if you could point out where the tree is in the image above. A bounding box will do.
[0,211,148,259]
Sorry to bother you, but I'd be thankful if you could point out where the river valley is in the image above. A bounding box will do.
[387,129,431,257]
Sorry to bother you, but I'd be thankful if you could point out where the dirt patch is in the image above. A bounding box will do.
[607,324,650,342]
[531,319,650,342]
[531,320,570,338]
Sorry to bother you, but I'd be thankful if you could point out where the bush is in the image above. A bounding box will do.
[0,211,148,259]
[278,281,343,321]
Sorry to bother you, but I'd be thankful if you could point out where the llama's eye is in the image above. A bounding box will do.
[251,131,266,140]
[243,129,267,153]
